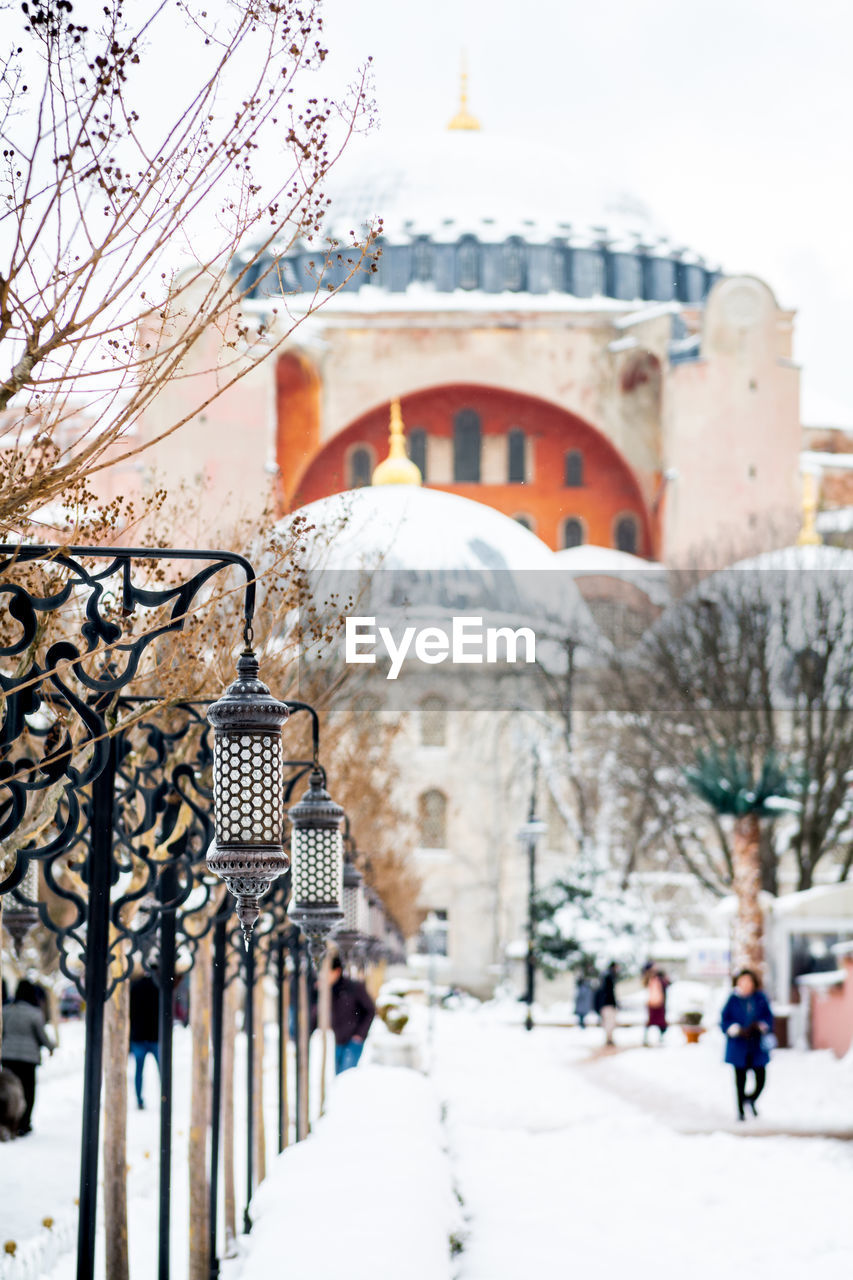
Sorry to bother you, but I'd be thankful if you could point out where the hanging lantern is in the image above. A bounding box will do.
[335,857,366,967]
[286,769,344,964]
[206,648,289,945]
[3,860,40,955]
[366,887,388,963]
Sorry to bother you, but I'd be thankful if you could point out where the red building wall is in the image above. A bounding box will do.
[809,958,853,1058]
[286,383,655,555]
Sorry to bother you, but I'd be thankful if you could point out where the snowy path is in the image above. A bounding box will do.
[434,1012,853,1280]
[583,1032,853,1141]
[5,1008,853,1280]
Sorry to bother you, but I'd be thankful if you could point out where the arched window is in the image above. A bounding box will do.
[349,446,373,488]
[418,789,447,848]
[564,450,583,487]
[413,238,432,282]
[550,244,568,291]
[453,408,481,483]
[513,514,535,532]
[420,695,447,746]
[457,238,480,291]
[409,428,427,480]
[572,248,605,298]
[615,515,638,554]
[562,518,584,549]
[508,428,526,483]
[503,238,525,292]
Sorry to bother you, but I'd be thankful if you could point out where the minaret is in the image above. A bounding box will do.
[796,468,821,547]
[371,399,422,486]
[447,57,481,132]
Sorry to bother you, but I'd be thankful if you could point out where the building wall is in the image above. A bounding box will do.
[291,383,654,554]
[130,275,801,560]
[809,959,853,1058]
[662,278,801,561]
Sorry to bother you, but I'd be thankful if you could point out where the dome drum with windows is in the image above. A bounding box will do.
[239,73,720,308]
[206,647,290,946]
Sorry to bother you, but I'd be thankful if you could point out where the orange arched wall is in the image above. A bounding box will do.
[276,352,321,510]
[290,383,655,555]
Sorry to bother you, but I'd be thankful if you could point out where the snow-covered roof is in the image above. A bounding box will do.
[319,130,672,248]
[286,485,556,574]
[795,969,846,988]
[816,507,853,534]
[771,880,853,919]
[730,543,853,572]
[273,485,594,634]
[554,545,670,606]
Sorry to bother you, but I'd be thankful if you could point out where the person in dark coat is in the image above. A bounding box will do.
[1,979,54,1136]
[720,968,774,1121]
[594,961,620,1046]
[328,955,375,1074]
[129,973,160,1109]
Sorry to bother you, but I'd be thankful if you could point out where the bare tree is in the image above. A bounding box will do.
[611,561,853,895]
[0,0,376,533]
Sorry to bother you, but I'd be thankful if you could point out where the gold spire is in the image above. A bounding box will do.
[796,468,821,547]
[447,58,481,131]
[372,399,423,487]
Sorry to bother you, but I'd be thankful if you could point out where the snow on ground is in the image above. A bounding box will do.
[583,1022,853,1137]
[225,1066,458,1280]
[1,1016,323,1280]
[4,1001,853,1280]
[434,1009,853,1280]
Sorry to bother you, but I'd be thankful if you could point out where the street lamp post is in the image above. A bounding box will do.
[516,813,547,1032]
[421,910,444,1070]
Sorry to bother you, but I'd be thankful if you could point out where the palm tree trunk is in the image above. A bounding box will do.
[732,811,764,979]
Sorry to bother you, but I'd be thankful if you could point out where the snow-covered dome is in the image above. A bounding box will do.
[730,543,853,572]
[321,130,665,248]
[241,126,719,306]
[554,545,670,607]
[288,484,555,573]
[273,485,592,635]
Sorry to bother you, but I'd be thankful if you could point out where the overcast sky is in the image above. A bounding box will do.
[319,0,852,427]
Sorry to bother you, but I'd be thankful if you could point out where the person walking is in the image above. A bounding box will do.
[1,979,54,1136]
[595,961,620,1047]
[642,962,670,1046]
[328,955,375,1074]
[720,968,774,1122]
[574,976,594,1029]
[129,972,160,1109]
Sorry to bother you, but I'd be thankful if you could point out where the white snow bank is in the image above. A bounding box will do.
[231,1066,458,1280]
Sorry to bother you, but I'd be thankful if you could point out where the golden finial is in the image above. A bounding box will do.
[372,399,423,486]
[447,56,481,131]
[796,468,821,547]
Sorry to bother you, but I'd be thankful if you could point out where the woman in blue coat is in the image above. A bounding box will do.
[720,968,774,1121]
